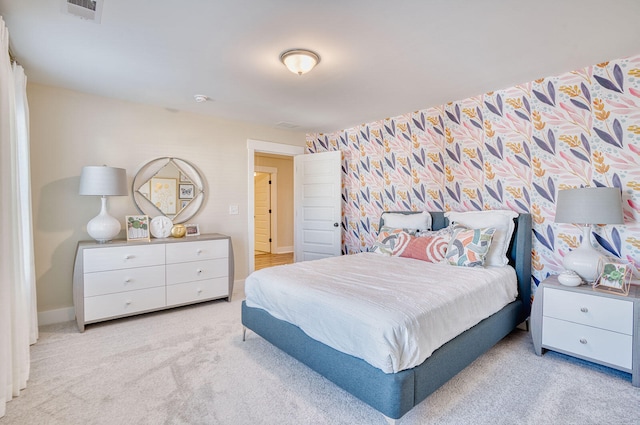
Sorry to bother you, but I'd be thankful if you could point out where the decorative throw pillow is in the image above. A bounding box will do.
[445,225,496,267]
[371,226,418,256]
[391,231,449,263]
[445,210,517,266]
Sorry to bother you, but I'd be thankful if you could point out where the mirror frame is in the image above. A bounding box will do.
[132,157,205,224]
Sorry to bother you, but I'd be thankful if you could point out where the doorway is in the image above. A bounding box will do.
[247,139,304,273]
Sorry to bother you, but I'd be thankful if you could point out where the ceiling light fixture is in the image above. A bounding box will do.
[279,49,320,76]
[194,94,209,103]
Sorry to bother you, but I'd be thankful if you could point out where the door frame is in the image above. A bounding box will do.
[254,166,277,254]
[247,139,304,273]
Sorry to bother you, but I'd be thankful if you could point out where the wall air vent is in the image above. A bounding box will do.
[61,0,104,23]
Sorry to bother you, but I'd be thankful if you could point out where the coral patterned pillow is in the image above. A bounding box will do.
[445,226,496,267]
[391,232,449,263]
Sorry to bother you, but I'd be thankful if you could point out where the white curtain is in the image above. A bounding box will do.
[0,16,38,418]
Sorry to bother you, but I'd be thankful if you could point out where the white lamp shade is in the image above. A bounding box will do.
[555,187,623,225]
[79,166,128,196]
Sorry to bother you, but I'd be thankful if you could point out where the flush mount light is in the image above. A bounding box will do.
[193,94,209,103]
[279,49,320,75]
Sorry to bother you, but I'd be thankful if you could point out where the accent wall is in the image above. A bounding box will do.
[306,54,640,289]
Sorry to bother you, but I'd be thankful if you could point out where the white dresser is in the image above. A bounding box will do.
[531,275,639,386]
[73,233,234,332]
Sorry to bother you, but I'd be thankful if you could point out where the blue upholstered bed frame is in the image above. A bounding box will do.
[241,212,532,420]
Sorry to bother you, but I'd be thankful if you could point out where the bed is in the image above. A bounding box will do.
[242,211,532,422]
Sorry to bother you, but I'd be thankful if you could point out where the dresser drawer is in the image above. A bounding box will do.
[543,288,633,335]
[84,265,165,297]
[166,259,228,285]
[166,240,228,264]
[83,244,165,273]
[84,286,165,322]
[166,277,229,306]
[542,316,632,369]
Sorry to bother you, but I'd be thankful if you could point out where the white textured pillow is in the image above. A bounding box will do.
[382,211,432,232]
[444,210,518,266]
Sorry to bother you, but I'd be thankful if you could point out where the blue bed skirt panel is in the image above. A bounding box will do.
[241,301,415,418]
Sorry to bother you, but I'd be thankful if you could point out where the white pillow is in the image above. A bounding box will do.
[444,210,518,266]
[382,211,432,232]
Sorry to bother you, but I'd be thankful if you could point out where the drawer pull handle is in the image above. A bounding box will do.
[197,269,202,274]
[579,338,587,345]
[124,255,133,260]
[196,249,203,255]
[580,307,588,313]
[124,278,131,283]
[197,288,203,294]
[125,300,132,306]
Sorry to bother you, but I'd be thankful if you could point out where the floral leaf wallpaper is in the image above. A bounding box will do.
[306,54,640,293]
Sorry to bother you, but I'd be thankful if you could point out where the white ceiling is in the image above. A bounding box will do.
[1,0,639,134]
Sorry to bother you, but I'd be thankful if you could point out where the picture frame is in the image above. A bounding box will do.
[150,177,177,215]
[185,223,200,236]
[180,199,190,210]
[179,183,195,200]
[593,258,631,296]
[126,215,151,242]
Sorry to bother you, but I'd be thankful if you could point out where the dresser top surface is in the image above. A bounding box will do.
[542,274,640,300]
[77,233,230,250]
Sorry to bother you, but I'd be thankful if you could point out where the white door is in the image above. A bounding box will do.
[294,150,342,262]
[254,172,271,253]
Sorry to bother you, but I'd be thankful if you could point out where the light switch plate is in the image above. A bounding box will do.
[229,205,239,215]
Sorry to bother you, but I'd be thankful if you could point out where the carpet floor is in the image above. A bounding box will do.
[2,289,639,425]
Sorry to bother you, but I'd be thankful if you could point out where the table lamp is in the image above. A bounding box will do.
[79,165,128,243]
[554,187,624,282]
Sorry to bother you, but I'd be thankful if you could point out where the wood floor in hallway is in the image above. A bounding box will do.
[254,252,294,270]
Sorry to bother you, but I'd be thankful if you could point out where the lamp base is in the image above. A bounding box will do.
[563,226,602,282]
[87,197,121,243]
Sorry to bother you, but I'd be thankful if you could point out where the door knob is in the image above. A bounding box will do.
[333,223,339,227]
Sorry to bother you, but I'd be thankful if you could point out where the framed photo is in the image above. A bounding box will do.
[593,259,631,296]
[126,215,151,242]
[150,177,177,215]
[180,199,190,210]
[179,183,194,199]
[185,223,200,236]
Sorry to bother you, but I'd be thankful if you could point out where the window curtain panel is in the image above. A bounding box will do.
[0,16,38,418]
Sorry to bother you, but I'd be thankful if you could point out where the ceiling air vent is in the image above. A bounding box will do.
[275,121,299,129]
[61,0,104,23]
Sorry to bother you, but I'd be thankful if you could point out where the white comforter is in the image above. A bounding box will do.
[244,253,517,373]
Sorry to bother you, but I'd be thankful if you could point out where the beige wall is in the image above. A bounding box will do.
[28,83,306,313]
[255,154,294,251]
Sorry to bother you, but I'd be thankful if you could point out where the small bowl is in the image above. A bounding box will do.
[558,272,583,286]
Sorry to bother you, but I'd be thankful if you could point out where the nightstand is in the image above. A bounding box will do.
[531,275,640,386]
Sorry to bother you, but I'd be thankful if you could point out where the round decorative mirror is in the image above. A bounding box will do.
[132,157,205,224]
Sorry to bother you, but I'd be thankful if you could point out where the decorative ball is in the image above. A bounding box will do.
[171,224,187,238]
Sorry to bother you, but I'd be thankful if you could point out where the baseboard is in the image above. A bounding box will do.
[38,307,75,326]
[274,246,293,254]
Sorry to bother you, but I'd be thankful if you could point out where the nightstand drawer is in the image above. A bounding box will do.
[166,240,228,264]
[544,288,633,335]
[83,245,165,272]
[542,316,632,369]
[84,287,166,322]
[166,259,228,285]
[84,265,165,296]
[166,277,229,306]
